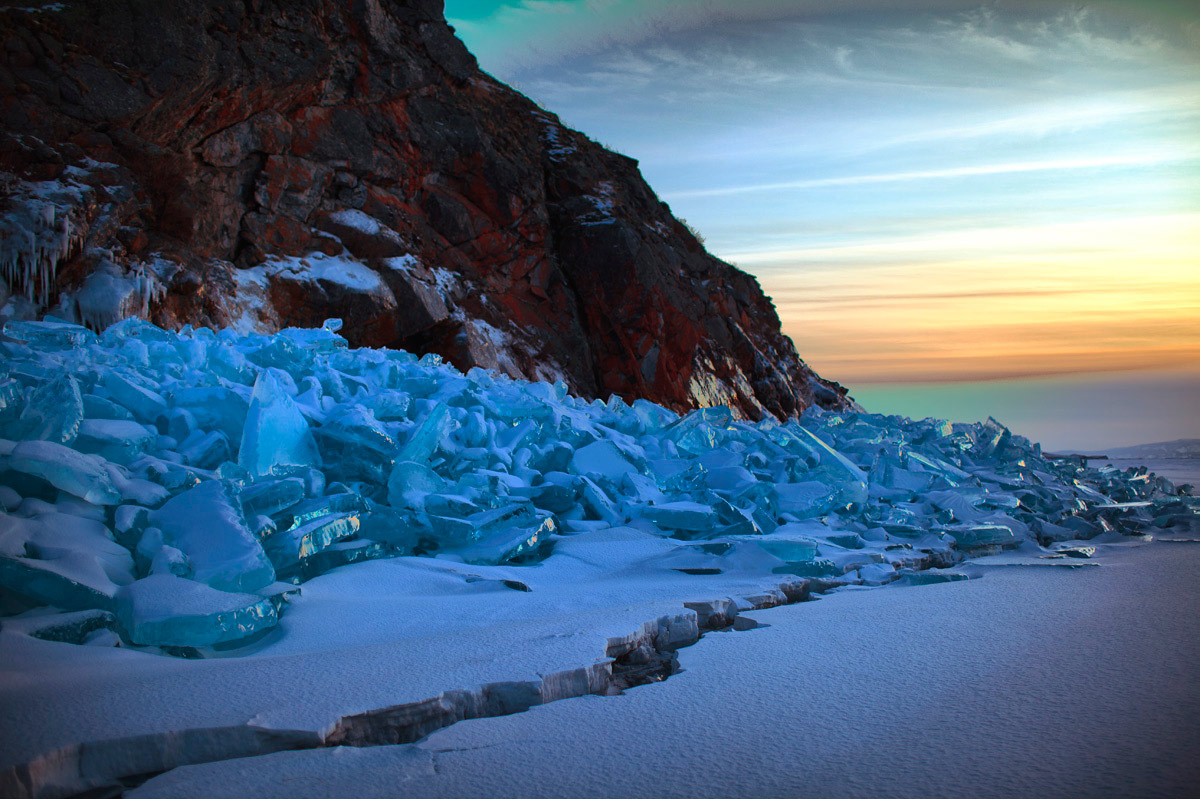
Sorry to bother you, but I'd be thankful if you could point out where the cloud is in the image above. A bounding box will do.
[724,212,1200,264]
[748,212,1200,383]
[668,152,1199,202]
[446,0,1200,386]
[867,88,1200,149]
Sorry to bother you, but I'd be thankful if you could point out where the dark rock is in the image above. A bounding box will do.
[0,0,853,418]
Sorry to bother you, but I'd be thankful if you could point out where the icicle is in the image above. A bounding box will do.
[0,174,90,309]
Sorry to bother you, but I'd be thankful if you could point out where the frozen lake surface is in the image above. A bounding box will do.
[1093,458,1199,491]
[132,541,1200,799]
[1,320,1195,798]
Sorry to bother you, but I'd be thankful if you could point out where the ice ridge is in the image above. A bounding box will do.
[0,317,1194,653]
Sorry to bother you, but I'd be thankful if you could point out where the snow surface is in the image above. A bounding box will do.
[129,541,1200,799]
[0,529,809,771]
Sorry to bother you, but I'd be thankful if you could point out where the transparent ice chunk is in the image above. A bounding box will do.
[428,502,539,546]
[7,440,122,505]
[775,481,838,519]
[149,480,276,592]
[944,524,1017,550]
[274,492,367,532]
[178,430,232,470]
[239,370,320,479]
[82,394,134,422]
[578,476,622,526]
[397,402,455,464]
[368,390,412,421]
[703,466,758,495]
[314,406,396,482]
[278,323,347,354]
[895,570,968,586]
[661,407,731,455]
[454,516,556,565]
[643,501,717,533]
[3,319,96,348]
[387,461,447,510]
[261,511,361,576]
[297,538,389,579]
[0,509,134,611]
[103,372,168,423]
[238,478,306,519]
[755,538,818,563]
[569,440,639,483]
[9,375,83,444]
[169,386,249,442]
[115,573,278,648]
[74,419,157,463]
[857,562,898,585]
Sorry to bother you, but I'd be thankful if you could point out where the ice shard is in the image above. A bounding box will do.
[7,440,122,505]
[0,316,1193,658]
[262,512,361,577]
[0,510,134,610]
[239,370,320,478]
[9,374,83,444]
[149,480,276,592]
[103,372,168,423]
[398,402,455,464]
[115,573,278,647]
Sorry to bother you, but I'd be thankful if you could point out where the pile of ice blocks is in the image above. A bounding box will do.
[0,318,1193,652]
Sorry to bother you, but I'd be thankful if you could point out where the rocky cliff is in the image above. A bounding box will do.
[0,0,852,419]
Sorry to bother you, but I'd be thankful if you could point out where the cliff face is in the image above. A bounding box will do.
[0,0,853,418]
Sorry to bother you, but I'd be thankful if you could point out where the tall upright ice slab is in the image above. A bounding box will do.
[239,370,320,478]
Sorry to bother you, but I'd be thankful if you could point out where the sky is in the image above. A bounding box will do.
[444,0,1200,450]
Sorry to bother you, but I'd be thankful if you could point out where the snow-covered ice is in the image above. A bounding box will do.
[125,542,1200,799]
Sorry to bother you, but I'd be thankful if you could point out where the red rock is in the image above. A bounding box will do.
[241,213,312,259]
[0,0,853,419]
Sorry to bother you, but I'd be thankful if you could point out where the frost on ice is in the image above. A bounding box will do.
[0,317,1195,652]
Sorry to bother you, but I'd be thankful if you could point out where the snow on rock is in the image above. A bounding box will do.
[381,254,420,273]
[263,253,386,293]
[535,111,578,161]
[580,180,618,226]
[0,316,1194,667]
[326,209,391,240]
[228,266,278,336]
